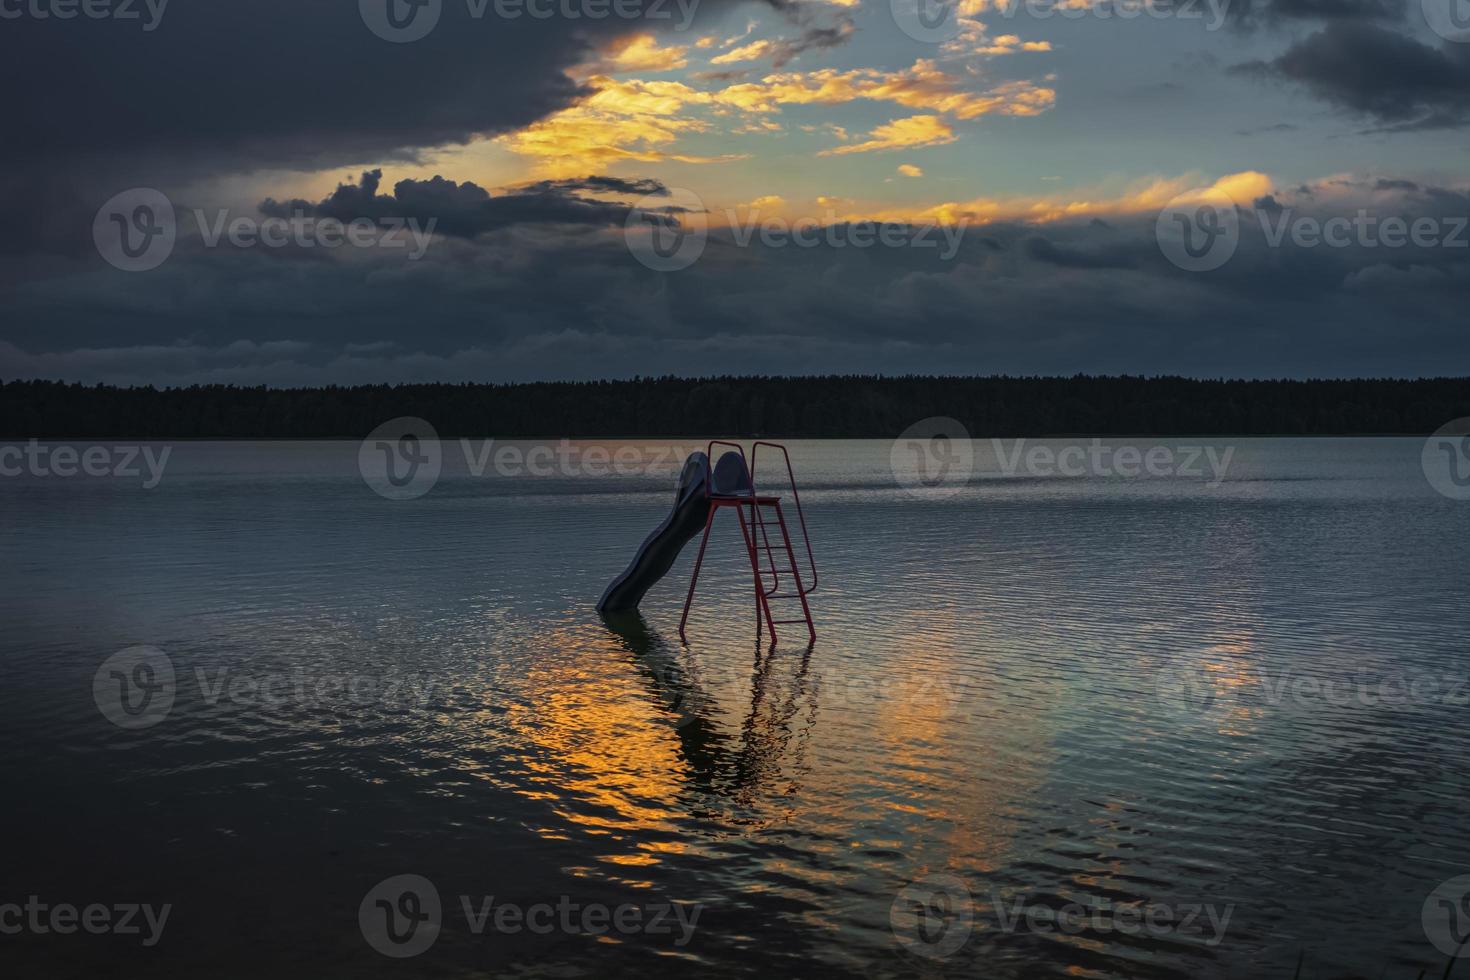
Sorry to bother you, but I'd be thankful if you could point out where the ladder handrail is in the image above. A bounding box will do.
[750,441,818,594]
[703,440,751,497]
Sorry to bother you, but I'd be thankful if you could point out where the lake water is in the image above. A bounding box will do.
[2,437,1468,978]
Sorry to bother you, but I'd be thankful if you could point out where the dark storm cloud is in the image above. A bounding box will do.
[0,1,744,175]
[259,170,670,238]
[1023,235,1136,269]
[0,0,751,268]
[1228,0,1406,26]
[5,173,1468,384]
[761,19,856,67]
[1234,23,1470,128]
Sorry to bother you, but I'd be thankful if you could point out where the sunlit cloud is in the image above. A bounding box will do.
[593,33,690,74]
[898,163,924,177]
[850,171,1274,224]
[495,77,743,175]
[818,115,957,155]
[714,60,1055,121]
[711,39,774,66]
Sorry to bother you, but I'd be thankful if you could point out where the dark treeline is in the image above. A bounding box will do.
[3,376,1468,438]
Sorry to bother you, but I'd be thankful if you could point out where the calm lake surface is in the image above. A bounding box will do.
[2,437,1468,978]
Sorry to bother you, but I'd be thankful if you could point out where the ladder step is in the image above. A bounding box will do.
[770,619,811,625]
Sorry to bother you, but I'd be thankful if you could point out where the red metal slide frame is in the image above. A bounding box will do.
[678,441,818,646]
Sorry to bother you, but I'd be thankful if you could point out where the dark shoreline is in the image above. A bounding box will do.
[6,375,1469,439]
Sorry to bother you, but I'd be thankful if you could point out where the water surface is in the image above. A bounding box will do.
[2,437,1467,978]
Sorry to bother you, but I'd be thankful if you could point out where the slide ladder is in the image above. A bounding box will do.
[679,441,818,647]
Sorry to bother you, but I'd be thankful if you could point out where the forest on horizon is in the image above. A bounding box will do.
[4,375,1468,438]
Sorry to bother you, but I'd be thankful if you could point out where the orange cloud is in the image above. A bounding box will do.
[598,34,689,73]
[711,39,773,66]
[850,171,1274,225]
[819,115,957,156]
[495,77,742,175]
[714,60,1055,121]
[898,163,924,177]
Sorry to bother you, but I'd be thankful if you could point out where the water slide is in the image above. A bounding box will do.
[597,451,752,612]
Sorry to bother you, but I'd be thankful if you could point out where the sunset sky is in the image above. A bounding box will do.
[2,0,1468,383]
